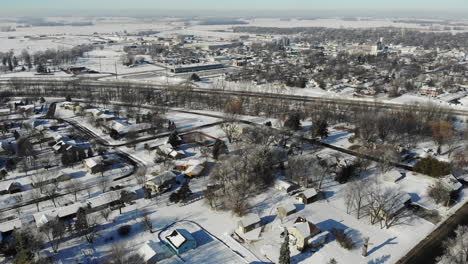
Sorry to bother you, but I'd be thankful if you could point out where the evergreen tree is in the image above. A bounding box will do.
[168,131,181,147]
[7,57,13,71]
[61,152,70,166]
[284,112,301,131]
[212,140,228,160]
[87,148,94,158]
[312,119,329,139]
[279,232,291,264]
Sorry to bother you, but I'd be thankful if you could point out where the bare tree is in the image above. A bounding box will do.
[44,184,59,207]
[345,180,369,219]
[140,209,153,233]
[220,121,240,144]
[30,188,42,212]
[100,208,112,222]
[65,179,84,202]
[39,217,66,253]
[98,178,111,193]
[134,168,146,189]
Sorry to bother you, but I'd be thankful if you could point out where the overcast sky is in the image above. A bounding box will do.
[4,0,467,10]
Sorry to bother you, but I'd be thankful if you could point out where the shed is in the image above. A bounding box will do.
[274,179,299,193]
[384,170,404,183]
[296,188,318,204]
[165,229,197,254]
[138,240,172,264]
[237,213,261,234]
[276,203,296,221]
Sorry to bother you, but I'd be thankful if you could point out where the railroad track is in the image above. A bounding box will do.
[1,78,467,116]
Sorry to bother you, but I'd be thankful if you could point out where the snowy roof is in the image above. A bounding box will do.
[33,210,58,228]
[86,191,119,208]
[83,156,104,168]
[184,164,205,176]
[138,241,165,262]
[58,203,82,218]
[159,144,175,155]
[274,179,293,190]
[165,229,195,249]
[301,188,318,199]
[277,203,296,213]
[239,213,261,228]
[0,218,22,233]
[0,181,20,192]
[148,170,177,185]
[290,217,320,238]
[440,175,463,191]
[384,170,403,181]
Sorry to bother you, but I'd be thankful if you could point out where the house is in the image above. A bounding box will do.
[31,172,72,187]
[174,159,206,177]
[157,144,185,159]
[375,193,412,221]
[52,139,90,154]
[276,203,296,221]
[83,156,105,174]
[145,171,177,194]
[237,213,261,234]
[165,229,197,254]
[383,170,405,183]
[138,240,172,264]
[419,86,443,96]
[287,217,321,251]
[57,203,82,220]
[85,191,120,212]
[0,218,22,242]
[0,181,22,195]
[33,210,58,228]
[180,131,219,146]
[0,140,15,155]
[274,179,299,193]
[296,188,318,204]
[440,174,463,193]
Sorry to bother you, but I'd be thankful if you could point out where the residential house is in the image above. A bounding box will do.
[419,86,443,96]
[0,218,22,242]
[157,144,185,160]
[274,179,299,193]
[440,174,463,193]
[85,191,120,212]
[287,217,321,251]
[165,229,197,254]
[375,193,412,221]
[0,181,22,195]
[138,240,172,264]
[237,213,261,234]
[174,159,206,177]
[296,188,318,204]
[145,170,177,194]
[31,172,72,187]
[83,156,105,174]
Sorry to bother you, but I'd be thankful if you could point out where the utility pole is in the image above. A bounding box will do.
[115,61,118,80]
[362,237,373,257]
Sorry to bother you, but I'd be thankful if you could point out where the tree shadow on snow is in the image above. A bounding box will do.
[367,237,398,256]
[367,254,391,264]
